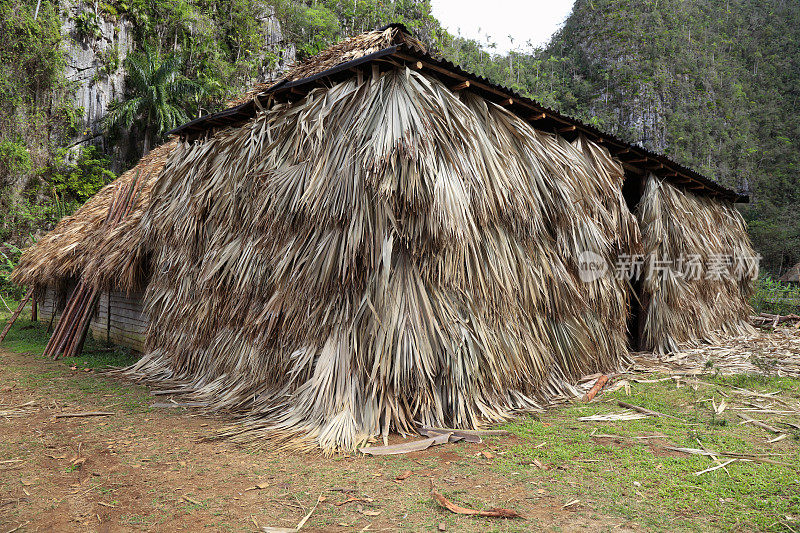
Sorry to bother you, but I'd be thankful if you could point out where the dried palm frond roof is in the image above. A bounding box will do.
[117,68,640,451]
[220,24,426,109]
[11,140,177,288]
[281,23,426,82]
[171,23,746,204]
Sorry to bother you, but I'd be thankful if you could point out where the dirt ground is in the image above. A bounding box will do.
[0,347,644,533]
[2,316,799,532]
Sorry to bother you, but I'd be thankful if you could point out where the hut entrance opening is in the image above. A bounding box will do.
[621,170,646,350]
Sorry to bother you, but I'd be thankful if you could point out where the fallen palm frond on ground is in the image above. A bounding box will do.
[664,446,795,468]
[431,484,524,519]
[637,176,757,354]
[577,410,648,422]
[115,66,640,452]
[632,325,800,378]
[0,400,39,419]
[751,312,800,328]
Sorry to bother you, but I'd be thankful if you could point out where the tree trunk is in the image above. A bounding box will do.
[143,129,151,155]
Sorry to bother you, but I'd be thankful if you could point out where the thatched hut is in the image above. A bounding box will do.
[12,25,756,450]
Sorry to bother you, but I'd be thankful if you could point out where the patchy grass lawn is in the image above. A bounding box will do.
[499,377,800,532]
[0,309,798,532]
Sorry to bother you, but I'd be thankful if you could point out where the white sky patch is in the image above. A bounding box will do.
[431,0,576,54]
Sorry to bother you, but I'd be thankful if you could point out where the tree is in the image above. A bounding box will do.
[106,46,199,155]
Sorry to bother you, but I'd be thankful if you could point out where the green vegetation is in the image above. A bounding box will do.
[0,140,32,177]
[751,276,800,315]
[0,242,23,298]
[50,145,116,203]
[72,10,101,41]
[500,376,800,531]
[106,46,199,155]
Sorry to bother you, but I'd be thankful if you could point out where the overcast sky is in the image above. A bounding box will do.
[430,0,576,54]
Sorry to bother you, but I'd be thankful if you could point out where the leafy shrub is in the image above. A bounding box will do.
[73,11,102,41]
[750,276,800,315]
[0,140,31,179]
[0,241,23,298]
[50,145,116,203]
[0,189,70,242]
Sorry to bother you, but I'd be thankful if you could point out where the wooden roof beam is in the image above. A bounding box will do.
[393,52,467,81]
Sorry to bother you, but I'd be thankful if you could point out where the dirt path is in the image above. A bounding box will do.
[0,348,638,532]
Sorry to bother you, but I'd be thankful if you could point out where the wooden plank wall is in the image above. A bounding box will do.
[38,286,147,353]
[37,284,72,326]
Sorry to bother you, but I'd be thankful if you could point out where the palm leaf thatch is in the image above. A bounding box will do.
[117,68,640,452]
[637,175,757,354]
[11,140,177,290]
[224,25,425,108]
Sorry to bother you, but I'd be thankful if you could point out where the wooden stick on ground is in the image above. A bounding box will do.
[431,483,523,519]
[54,412,114,418]
[617,401,684,421]
[585,374,610,401]
[736,412,781,434]
[0,288,33,343]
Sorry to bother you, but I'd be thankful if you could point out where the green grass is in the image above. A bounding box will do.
[498,377,800,532]
[1,306,149,412]
[1,306,139,369]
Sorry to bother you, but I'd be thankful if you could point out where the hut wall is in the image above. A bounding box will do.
[637,175,756,354]
[88,289,148,352]
[36,283,75,325]
[37,285,147,352]
[121,68,641,451]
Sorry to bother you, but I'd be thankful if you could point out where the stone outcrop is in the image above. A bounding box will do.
[60,2,293,164]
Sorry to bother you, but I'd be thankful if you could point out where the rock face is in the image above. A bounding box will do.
[62,4,134,159]
[257,8,296,81]
[60,2,293,165]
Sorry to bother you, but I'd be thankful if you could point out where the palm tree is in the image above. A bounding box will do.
[106,46,199,155]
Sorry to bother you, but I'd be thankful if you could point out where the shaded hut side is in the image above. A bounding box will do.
[118,68,640,451]
[637,175,757,354]
[37,286,148,352]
